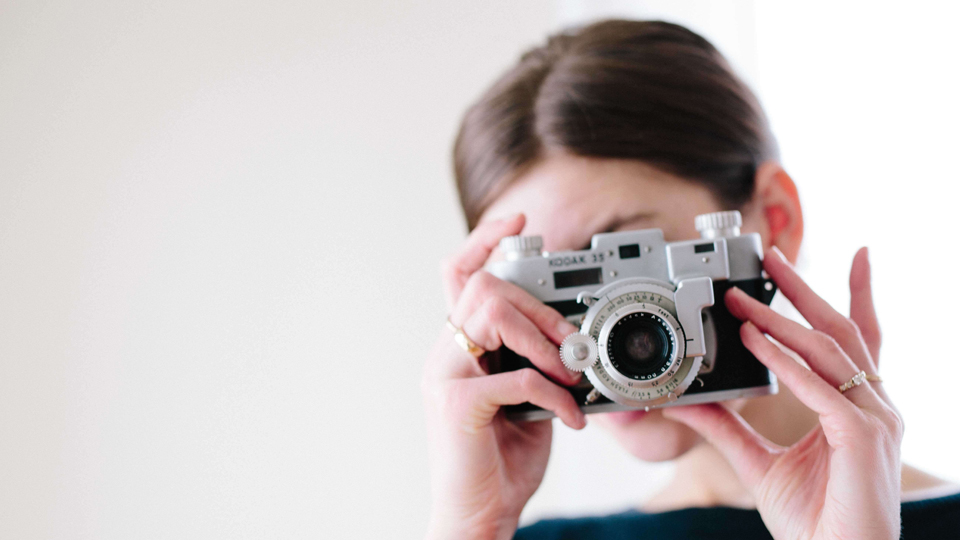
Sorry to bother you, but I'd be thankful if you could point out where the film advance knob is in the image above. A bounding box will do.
[559,333,599,372]
[499,235,543,261]
[695,210,743,239]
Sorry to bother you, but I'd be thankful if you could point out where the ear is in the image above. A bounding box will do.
[746,161,804,264]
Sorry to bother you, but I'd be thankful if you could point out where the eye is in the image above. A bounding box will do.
[579,226,617,250]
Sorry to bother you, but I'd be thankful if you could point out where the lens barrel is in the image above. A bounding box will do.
[606,312,674,380]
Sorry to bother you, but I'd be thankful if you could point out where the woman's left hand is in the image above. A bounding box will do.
[663,247,904,540]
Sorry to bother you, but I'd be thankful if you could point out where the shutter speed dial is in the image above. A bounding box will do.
[560,333,599,372]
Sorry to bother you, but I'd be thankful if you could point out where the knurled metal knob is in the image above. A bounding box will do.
[695,211,742,239]
[559,333,598,372]
[499,235,543,260]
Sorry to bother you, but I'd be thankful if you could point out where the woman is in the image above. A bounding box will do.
[422,20,960,539]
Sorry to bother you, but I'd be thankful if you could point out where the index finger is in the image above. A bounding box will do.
[849,247,881,363]
[441,213,525,309]
[763,246,875,373]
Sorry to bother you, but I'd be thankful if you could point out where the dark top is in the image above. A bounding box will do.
[515,492,960,539]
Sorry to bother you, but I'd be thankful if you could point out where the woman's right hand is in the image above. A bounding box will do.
[422,214,587,540]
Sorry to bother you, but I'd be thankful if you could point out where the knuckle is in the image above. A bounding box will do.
[883,408,905,440]
[824,316,858,341]
[848,415,886,443]
[462,270,497,300]
[482,296,512,325]
[798,365,823,387]
[472,270,497,293]
[537,333,559,359]
[844,317,864,339]
[459,272,480,298]
[522,332,555,366]
[868,418,887,441]
[813,331,842,353]
[517,368,542,393]
[862,412,901,445]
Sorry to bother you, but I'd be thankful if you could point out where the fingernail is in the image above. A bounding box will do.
[724,287,745,314]
[566,369,582,382]
[558,320,579,337]
[770,245,787,263]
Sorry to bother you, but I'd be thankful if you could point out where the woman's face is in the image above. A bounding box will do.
[481,152,764,462]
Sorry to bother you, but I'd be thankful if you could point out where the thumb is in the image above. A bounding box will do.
[662,403,778,489]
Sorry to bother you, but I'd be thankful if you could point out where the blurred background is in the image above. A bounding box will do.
[2,0,958,538]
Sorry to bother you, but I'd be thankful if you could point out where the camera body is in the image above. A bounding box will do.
[487,211,778,421]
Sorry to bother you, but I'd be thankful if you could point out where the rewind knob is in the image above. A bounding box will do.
[694,210,742,239]
[499,235,543,261]
[559,333,599,373]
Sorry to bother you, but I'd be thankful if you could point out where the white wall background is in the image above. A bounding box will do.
[1,1,957,539]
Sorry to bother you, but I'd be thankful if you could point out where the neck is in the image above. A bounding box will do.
[642,442,755,511]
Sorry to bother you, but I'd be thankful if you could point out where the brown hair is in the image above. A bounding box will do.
[453,20,778,230]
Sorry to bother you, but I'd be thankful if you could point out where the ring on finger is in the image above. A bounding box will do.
[446,317,486,358]
[839,371,882,393]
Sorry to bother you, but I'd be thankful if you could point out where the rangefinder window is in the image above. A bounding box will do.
[553,267,603,289]
[618,243,641,259]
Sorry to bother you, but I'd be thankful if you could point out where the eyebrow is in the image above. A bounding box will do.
[577,211,657,249]
[598,211,657,234]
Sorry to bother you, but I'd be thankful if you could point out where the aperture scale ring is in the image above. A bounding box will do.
[581,280,703,409]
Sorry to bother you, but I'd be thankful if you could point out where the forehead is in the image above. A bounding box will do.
[480,153,722,251]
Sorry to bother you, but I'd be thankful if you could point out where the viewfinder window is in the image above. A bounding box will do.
[554,267,603,289]
[618,244,641,259]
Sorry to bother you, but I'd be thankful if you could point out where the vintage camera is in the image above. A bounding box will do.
[488,211,778,421]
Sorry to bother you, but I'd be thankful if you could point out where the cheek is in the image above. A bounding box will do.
[595,411,702,462]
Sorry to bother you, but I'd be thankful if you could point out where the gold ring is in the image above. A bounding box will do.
[839,370,882,393]
[446,317,485,358]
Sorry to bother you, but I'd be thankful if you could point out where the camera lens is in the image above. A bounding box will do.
[607,312,674,380]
